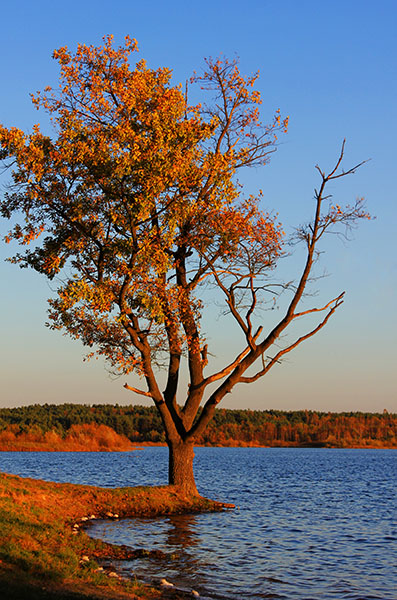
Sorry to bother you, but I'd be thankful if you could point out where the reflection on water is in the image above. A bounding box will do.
[165,513,200,548]
[95,514,215,596]
[1,447,396,599]
[87,448,397,600]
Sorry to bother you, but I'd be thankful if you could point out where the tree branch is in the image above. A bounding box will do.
[239,293,344,383]
[123,383,152,397]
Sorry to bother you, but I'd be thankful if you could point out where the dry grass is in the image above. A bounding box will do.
[0,471,223,599]
[0,424,135,452]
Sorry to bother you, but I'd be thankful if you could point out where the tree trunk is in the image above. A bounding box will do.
[168,439,198,496]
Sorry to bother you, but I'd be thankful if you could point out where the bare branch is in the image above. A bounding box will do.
[203,346,251,386]
[292,292,345,318]
[123,383,152,397]
[239,294,344,384]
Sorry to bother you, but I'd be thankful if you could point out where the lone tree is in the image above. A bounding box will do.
[0,37,368,495]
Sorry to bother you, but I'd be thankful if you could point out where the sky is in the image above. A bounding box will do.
[0,0,396,413]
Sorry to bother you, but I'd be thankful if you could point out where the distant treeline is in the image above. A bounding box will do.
[0,404,396,449]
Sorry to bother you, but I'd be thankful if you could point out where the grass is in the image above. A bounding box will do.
[0,423,136,452]
[0,471,223,599]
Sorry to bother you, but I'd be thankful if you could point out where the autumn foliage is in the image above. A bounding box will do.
[0,405,395,450]
[0,37,369,493]
[0,423,133,452]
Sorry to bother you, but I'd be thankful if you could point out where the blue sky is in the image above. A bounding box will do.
[0,0,396,412]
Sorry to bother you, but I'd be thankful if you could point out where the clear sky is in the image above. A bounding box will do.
[0,0,396,413]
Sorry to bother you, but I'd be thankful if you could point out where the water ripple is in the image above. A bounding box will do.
[1,447,396,599]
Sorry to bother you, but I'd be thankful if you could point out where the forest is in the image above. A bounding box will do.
[0,404,396,450]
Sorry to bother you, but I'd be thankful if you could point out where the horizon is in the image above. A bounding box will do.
[0,402,395,417]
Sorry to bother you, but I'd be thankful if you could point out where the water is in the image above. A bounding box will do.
[0,447,396,599]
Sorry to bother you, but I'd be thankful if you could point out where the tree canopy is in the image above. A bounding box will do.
[0,36,369,494]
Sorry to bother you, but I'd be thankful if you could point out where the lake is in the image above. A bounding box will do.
[0,447,396,599]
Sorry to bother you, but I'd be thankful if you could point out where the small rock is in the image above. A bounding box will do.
[80,516,89,522]
[160,578,174,587]
[108,571,119,578]
[89,514,96,519]
[81,555,89,562]
[192,591,200,597]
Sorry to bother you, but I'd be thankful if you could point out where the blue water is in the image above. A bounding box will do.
[0,447,396,599]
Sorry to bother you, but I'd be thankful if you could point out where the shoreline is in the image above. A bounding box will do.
[0,472,226,600]
[1,441,396,451]
[131,441,397,449]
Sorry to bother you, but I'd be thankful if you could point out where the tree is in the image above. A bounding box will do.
[0,36,369,495]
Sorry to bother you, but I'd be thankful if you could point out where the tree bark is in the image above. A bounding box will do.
[168,439,198,496]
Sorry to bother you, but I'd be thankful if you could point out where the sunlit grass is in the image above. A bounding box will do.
[0,471,219,599]
[0,423,136,451]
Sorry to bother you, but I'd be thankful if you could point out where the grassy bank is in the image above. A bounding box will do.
[0,472,223,599]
